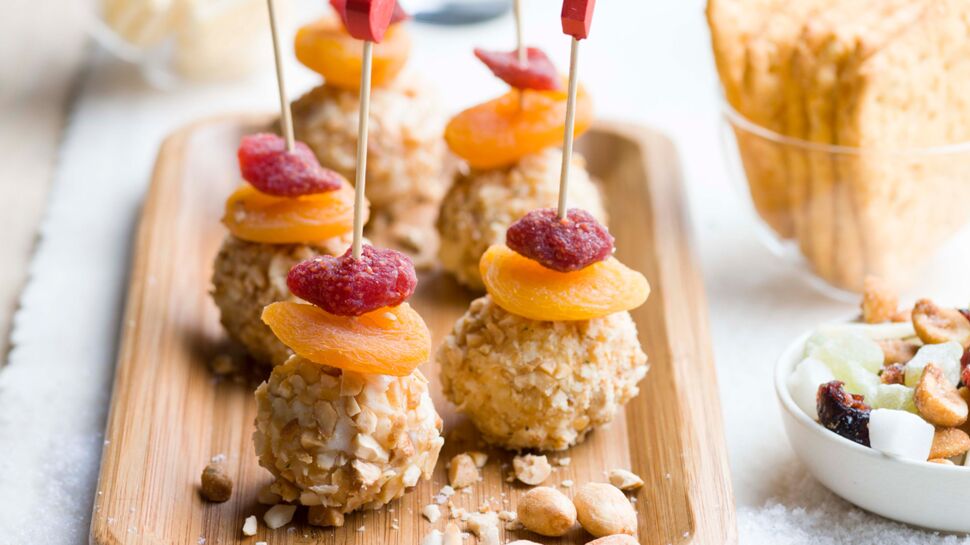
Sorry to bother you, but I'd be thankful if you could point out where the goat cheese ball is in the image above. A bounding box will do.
[438,296,648,451]
[292,76,447,210]
[254,355,444,512]
[436,148,605,290]
[211,234,350,365]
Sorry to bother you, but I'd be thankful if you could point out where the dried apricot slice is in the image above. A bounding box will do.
[479,244,648,321]
[223,180,363,244]
[444,86,593,169]
[295,15,410,90]
[262,301,430,376]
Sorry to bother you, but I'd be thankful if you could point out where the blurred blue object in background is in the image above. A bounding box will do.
[403,0,510,24]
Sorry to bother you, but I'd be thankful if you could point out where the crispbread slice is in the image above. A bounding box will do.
[836,0,970,288]
[707,0,779,110]
[741,0,838,239]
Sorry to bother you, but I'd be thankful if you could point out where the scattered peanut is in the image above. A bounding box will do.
[606,469,644,491]
[892,307,913,323]
[241,515,258,536]
[516,486,577,537]
[200,463,232,502]
[467,512,500,545]
[506,541,543,545]
[861,277,898,324]
[573,483,637,538]
[513,454,552,485]
[308,506,344,527]
[912,299,970,348]
[929,427,970,459]
[264,504,297,529]
[448,453,481,488]
[915,364,968,427]
[585,535,639,545]
[877,339,921,366]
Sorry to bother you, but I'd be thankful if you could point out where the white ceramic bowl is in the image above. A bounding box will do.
[775,331,970,532]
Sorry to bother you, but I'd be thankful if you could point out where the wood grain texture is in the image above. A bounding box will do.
[91,115,736,545]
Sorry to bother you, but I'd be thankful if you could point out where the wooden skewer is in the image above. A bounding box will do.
[513,0,525,64]
[557,37,580,219]
[266,0,295,152]
[352,40,374,259]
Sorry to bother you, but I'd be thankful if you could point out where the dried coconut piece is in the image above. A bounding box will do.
[513,454,552,485]
[287,245,417,316]
[448,453,481,489]
[607,468,644,491]
[506,208,614,272]
[264,504,297,529]
[238,133,342,197]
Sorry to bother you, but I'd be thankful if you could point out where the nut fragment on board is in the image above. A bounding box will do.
[242,515,258,536]
[513,454,552,485]
[308,506,344,527]
[264,504,297,529]
[606,469,644,491]
[468,451,489,468]
[573,483,638,537]
[443,522,462,545]
[200,463,232,502]
[422,529,444,545]
[422,503,442,523]
[449,453,481,488]
[467,512,500,545]
[516,486,577,537]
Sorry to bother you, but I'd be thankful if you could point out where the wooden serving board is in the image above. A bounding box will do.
[91,115,736,545]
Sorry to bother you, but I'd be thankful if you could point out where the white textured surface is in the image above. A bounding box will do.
[3,1,970,543]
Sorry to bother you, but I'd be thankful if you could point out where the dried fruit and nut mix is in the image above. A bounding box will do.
[787,276,970,465]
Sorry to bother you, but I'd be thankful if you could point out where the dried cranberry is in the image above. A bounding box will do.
[474,47,561,91]
[817,381,871,447]
[287,245,417,316]
[506,208,614,272]
[238,133,342,197]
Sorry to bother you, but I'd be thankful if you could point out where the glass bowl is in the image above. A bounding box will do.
[86,0,282,87]
[721,100,970,298]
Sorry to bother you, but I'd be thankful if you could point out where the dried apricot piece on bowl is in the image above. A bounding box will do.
[479,244,648,321]
[444,87,593,170]
[295,15,410,90]
[261,301,430,376]
[222,181,363,244]
[287,245,417,316]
